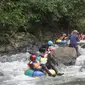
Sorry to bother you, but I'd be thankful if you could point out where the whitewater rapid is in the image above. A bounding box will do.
[0,46,85,85]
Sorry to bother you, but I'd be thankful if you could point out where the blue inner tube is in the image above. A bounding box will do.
[33,71,45,77]
[25,69,45,77]
[62,40,66,44]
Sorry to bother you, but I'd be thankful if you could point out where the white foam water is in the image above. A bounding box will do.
[0,46,85,85]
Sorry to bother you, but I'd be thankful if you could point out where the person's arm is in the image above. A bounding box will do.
[76,36,80,42]
[28,61,34,70]
[68,35,71,40]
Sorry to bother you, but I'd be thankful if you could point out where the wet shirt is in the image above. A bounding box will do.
[69,34,79,45]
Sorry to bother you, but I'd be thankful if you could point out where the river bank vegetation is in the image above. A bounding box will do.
[0,0,85,45]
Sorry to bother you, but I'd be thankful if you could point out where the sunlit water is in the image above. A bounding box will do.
[0,46,85,85]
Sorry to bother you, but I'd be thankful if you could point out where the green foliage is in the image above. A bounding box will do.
[0,0,85,44]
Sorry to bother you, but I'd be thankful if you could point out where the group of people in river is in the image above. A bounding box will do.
[27,41,61,77]
[56,30,85,56]
[27,30,85,77]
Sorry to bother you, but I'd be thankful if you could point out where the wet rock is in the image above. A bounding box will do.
[47,47,77,66]
[0,32,41,55]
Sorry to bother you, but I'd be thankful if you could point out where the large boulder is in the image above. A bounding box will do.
[47,47,77,66]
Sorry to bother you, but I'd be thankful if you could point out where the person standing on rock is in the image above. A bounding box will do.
[69,30,80,56]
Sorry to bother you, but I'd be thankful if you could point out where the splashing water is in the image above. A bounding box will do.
[0,47,85,85]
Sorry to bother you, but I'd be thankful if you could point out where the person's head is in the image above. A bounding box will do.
[30,54,36,61]
[39,48,46,53]
[62,33,66,37]
[47,41,53,46]
[72,30,79,35]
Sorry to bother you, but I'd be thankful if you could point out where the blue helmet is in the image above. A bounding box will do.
[47,41,53,46]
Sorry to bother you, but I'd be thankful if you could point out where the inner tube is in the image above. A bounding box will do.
[25,69,56,77]
[33,71,45,77]
[24,69,45,77]
[56,40,66,44]
[62,40,66,44]
[25,69,34,77]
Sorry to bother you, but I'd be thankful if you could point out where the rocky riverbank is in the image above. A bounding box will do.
[0,32,39,55]
[0,32,56,55]
[0,31,78,66]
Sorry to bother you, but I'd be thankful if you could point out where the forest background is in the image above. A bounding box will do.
[0,0,85,52]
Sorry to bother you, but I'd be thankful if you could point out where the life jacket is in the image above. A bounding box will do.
[28,61,40,70]
[40,57,48,64]
[48,47,55,52]
[40,51,49,57]
[43,51,49,57]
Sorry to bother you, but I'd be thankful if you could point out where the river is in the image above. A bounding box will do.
[0,47,85,85]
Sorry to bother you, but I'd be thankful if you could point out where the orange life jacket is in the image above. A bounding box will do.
[28,61,40,69]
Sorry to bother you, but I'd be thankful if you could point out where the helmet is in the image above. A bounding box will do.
[47,41,53,46]
[30,54,36,61]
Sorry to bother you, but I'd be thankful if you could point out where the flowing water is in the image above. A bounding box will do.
[0,47,85,85]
